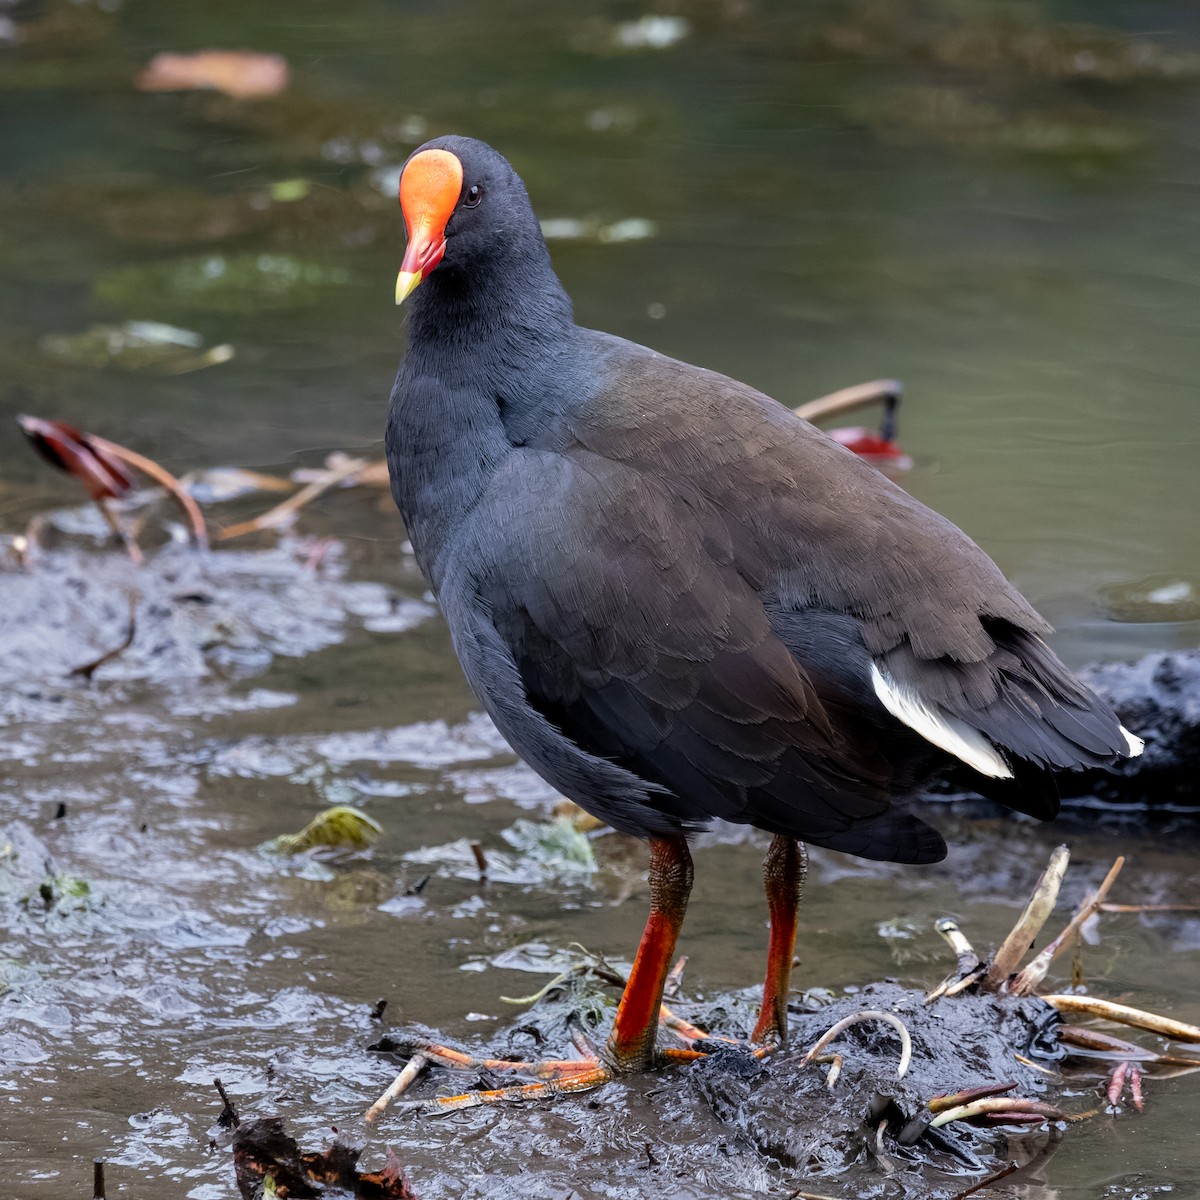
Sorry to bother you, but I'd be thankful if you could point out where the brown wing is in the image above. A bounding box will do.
[563,333,1133,787]
[444,444,945,863]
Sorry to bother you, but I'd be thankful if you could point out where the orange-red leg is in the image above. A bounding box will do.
[603,835,693,1071]
[391,836,694,1114]
[751,835,807,1046]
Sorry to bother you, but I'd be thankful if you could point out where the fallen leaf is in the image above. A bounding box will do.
[828,425,913,472]
[233,1117,419,1199]
[263,805,383,856]
[18,416,134,501]
[137,50,289,100]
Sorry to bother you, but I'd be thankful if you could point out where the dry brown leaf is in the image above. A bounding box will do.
[137,50,289,99]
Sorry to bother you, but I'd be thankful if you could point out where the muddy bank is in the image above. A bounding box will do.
[343,979,1065,1200]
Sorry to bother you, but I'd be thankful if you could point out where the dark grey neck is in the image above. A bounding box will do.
[404,235,574,389]
[389,234,577,588]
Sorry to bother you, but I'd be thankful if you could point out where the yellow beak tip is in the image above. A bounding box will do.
[395,270,421,305]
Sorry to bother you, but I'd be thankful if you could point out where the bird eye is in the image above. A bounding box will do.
[463,184,483,208]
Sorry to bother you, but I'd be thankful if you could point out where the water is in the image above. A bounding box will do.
[0,1,1198,1196]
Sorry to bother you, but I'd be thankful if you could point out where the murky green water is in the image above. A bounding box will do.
[1,1,1198,1196]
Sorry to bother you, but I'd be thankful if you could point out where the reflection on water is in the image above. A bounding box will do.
[0,1,1198,1196]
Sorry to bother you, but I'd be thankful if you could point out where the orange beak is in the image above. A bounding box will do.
[396,148,464,304]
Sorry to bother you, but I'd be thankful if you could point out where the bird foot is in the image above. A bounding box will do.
[399,1050,615,1114]
[365,1040,615,1117]
[368,1006,778,1119]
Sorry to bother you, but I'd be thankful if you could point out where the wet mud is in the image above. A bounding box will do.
[3,1,1200,1193]
[0,522,1198,1199]
[355,979,1066,1200]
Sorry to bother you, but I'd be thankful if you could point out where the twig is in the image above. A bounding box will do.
[811,1051,844,1087]
[925,964,986,1004]
[1013,1052,1059,1077]
[95,496,143,564]
[89,434,208,549]
[664,955,688,1000]
[92,1158,106,1200]
[71,592,137,679]
[1042,996,1200,1044]
[936,917,980,974]
[1150,1063,1200,1080]
[218,456,366,540]
[213,1077,240,1128]
[928,1096,1071,1129]
[926,918,985,998]
[982,845,1070,992]
[1010,857,1124,996]
[470,841,488,883]
[927,1081,1017,1115]
[1059,1024,1200,1066]
[802,1011,912,1080]
[1100,903,1200,913]
[793,379,902,426]
[365,1052,429,1123]
[948,1161,1019,1200]
[499,966,579,1007]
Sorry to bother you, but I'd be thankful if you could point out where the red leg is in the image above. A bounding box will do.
[384,836,693,1114]
[604,835,694,1072]
[751,835,807,1046]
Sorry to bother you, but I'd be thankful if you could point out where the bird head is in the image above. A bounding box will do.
[395,136,534,304]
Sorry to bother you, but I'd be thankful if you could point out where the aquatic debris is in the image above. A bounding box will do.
[918,844,1200,1120]
[365,1055,429,1125]
[262,805,383,856]
[794,380,911,473]
[1009,856,1125,995]
[1041,994,1200,1045]
[1098,574,1200,624]
[852,84,1143,159]
[18,415,142,561]
[183,467,296,505]
[137,50,289,100]
[18,416,134,504]
[1058,1024,1185,1063]
[218,456,368,541]
[539,216,658,243]
[1106,1060,1144,1111]
[215,1078,241,1128]
[23,873,91,912]
[612,16,690,51]
[982,844,1070,992]
[826,427,912,472]
[94,253,350,316]
[468,841,488,882]
[38,321,233,374]
[232,1116,418,1198]
[269,179,311,203]
[802,1010,913,1086]
[17,415,208,556]
[71,591,137,680]
[501,817,597,873]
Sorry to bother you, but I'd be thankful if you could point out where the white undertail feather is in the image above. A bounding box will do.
[1120,726,1145,757]
[870,663,1014,779]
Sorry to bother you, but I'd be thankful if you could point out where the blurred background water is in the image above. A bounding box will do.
[0,2,1198,1197]
[2,0,1198,659]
